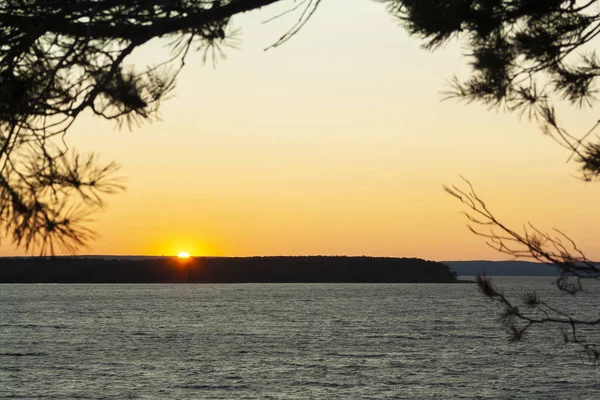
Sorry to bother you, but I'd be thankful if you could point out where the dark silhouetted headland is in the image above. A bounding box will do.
[0,256,460,283]
[444,260,562,276]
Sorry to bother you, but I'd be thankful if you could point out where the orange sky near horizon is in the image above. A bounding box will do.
[1,0,599,261]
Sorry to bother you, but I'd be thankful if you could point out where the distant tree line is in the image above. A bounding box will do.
[0,256,458,283]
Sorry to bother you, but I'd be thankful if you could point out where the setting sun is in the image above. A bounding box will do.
[177,252,191,259]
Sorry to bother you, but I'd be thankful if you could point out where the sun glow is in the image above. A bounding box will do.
[177,251,191,259]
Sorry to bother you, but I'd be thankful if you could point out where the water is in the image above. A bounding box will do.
[1,278,599,399]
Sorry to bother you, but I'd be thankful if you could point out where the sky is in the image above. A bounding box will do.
[2,0,600,260]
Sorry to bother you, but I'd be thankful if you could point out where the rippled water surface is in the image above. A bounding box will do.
[1,278,599,399]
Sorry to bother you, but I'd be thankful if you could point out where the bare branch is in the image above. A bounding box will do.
[448,179,600,361]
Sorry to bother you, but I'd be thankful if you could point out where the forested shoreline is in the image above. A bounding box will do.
[0,256,459,283]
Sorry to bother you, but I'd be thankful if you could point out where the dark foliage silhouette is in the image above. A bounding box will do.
[382,0,600,180]
[0,0,324,254]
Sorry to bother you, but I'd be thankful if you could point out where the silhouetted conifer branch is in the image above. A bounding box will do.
[380,0,600,180]
[0,0,322,253]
